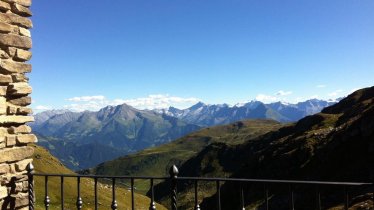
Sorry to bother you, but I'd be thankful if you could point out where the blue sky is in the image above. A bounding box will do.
[30,0,374,111]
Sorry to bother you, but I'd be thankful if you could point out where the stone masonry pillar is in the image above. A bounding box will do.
[0,0,36,209]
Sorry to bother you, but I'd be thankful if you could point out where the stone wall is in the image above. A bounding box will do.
[0,0,35,209]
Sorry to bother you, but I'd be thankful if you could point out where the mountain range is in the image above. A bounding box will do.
[157,99,337,126]
[31,98,336,170]
[32,104,200,170]
[85,86,374,209]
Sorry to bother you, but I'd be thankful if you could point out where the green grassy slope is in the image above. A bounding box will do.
[32,145,167,210]
[86,119,282,193]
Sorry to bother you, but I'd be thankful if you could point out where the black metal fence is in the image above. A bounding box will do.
[27,164,373,210]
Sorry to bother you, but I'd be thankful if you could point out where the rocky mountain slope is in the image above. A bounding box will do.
[148,86,373,209]
[32,104,200,170]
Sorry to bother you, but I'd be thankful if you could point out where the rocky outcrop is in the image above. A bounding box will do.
[0,0,34,209]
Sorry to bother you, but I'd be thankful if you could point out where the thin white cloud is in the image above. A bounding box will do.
[255,94,278,103]
[316,84,326,88]
[63,94,200,112]
[309,95,319,99]
[67,95,105,102]
[34,105,53,111]
[328,89,344,97]
[275,90,292,96]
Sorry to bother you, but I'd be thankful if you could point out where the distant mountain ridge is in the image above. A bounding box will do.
[158,99,337,126]
[31,98,336,170]
[32,104,200,170]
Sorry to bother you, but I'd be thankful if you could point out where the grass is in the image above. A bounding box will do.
[90,119,283,194]
[32,144,167,210]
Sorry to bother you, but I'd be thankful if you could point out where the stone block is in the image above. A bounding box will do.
[0,1,11,12]
[7,96,31,106]
[0,49,10,59]
[0,115,34,124]
[0,97,6,114]
[14,49,31,61]
[0,12,32,28]
[14,159,31,171]
[0,163,10,174]
[0,146,33,163]
[0,60,32,74]
[0,185,8,199]
[17,107,31,115]
[6,135,16,146]
[15,182,23,192]
[11,74,28,82]
[0,86,6,96]
[0,74,12,84]
[8,125,31,134]
[11,3,32,17]
[0,34,32,49]
[7,106,17,114]
[3,0,31,7]
[13,192,29,208]
[16,134,36,144]
[0,22,13,33]
[8,82,32,95]
[6,47,16,57]
[19,27,30,37]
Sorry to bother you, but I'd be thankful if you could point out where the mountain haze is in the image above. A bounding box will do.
[33,104,200,170]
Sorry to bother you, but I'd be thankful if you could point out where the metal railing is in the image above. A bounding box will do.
[27,164,373,210]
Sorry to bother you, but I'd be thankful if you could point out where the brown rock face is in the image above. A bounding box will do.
[0,34,32,49]
[0,97,6,114]
[14,48,31,61]
[8,125,31,134]
[3,0,31,7]
[16,134,36,144]
[0,2,11,12]
[7,96,31,106]
[11,3,32,17]
[0,12,32,28]
[8,82,32,95]
[0,22,13,33]
[0,60,32,74]
[0,74,12,84]
[0,115,34,124]
[0,146,33,163]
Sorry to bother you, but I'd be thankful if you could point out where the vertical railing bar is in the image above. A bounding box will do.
[131,178,135,210]
[316,185,321,210]
[94,178,98,210]
[216,180,221,210]
[27,163,35,210]
[344,186,349,210]
[111,178,118,210]
[194,180,200,210]
[149,178,156,210]
[264,184,269,210]
[61,176,64,210]
[94,177,98,210]
[240,185,245,210]
[44,176,50,210]
[289,184,294,210]
[76,177,83,210]
[372,184,374,210]
[170,165,179,210]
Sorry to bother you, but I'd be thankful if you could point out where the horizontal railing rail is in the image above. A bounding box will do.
[27,163,374,210]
